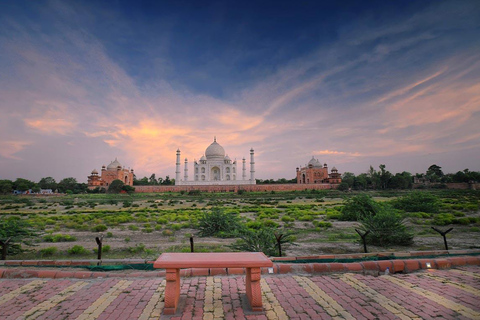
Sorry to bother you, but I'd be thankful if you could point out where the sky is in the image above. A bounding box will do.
[1,0,479,183]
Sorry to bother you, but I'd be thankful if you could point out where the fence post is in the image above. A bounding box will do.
[190,237,194,253]
[355,229,370,253]
[431,227,453,251]
[95,235,104,263]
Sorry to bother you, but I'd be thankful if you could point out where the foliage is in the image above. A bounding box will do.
[67,245,88,255]
[40,247,58,256]
[38,177,57,190]
[337,182,349,191]
[43,234,77,242]
[0,180,14,194]
[13,178,37,192]
[0,217,39,259]
[339,194,382,221]
[197,208,240,237]
[359,210,414,246]
[391,192,440,213]
[229,227,296,257]
[92,224,108,232]
[57,177,87,194]
[108,180,125,194]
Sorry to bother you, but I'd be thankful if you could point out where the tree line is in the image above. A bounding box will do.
[339,164,480,191]
[0,164,478,195]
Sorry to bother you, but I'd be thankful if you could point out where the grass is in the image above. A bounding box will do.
[1,189,479,258]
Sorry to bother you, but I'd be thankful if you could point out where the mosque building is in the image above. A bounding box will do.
[87,158,134,190]
[175,138,256,185]
[296,156,342,185]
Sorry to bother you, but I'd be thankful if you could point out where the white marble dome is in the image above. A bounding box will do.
[205,139,225,160]
[107,158,122,170]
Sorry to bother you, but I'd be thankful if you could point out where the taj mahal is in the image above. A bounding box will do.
[175,138,256,185]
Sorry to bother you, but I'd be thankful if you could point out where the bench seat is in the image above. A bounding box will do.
[154,252,273,315]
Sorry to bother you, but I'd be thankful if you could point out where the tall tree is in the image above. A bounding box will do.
[38,177,57,190]
[13,178,36,191]
[57,177,78,193]
[426,164,444,182]
[0,180,13,195]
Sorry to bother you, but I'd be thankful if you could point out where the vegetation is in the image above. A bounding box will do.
[0,217,39,259]
[197,208,240,237]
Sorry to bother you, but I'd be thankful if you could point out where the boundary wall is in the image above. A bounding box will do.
[134,183,338,193]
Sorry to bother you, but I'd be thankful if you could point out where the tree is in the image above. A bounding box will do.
[57,177,78,193]
[149,174,157,185]
[340,194,382,221]
[426,164,444,182]
[0,217,39,260]
[378,164,392,189]
[341,172,355,188]
[13,178,36,192]
[38,177,57,190]
[161,176,172,185]
[108,179,125,194]
[359,210,413,247]
[0,180,13,195]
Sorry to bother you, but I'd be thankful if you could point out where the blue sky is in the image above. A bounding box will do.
[1,0,479,182]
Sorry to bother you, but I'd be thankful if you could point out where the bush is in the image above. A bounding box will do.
[340,194,382,221]
[197,208,240,237]
[391,192,440,213]
[67,245,88,255]
[43,234,77,242]
[92,224,108,232]
[312,221,332,228]
[229,227,296,257]
[359,209,413,246]
[40,246,57,256]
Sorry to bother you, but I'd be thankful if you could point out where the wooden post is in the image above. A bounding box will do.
[355,229,370,253]
[431,227,453,251]
[275,233,284,257]
[95,235,104,262]
[190,237,194,253]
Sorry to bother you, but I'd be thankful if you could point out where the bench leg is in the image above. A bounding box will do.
[164,268,180,315]
[246,267,263,312]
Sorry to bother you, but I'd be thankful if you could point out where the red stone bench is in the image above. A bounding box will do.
[154,252,273,315]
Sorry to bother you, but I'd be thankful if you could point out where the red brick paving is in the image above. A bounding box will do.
[0,266,478,319]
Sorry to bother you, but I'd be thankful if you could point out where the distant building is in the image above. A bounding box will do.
[175,138,256,186]
[296,156,342,185]
[87,158,134,190]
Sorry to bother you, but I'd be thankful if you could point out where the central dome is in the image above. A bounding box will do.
[205,138,225,160]
[107,158,122,170]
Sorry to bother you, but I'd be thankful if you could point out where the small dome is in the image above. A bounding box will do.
[200,155,206,161]
[107,158,122,170]
[91,169,98,174]
[225,155,231,161]
[308,156,317,166]
[205,138,225,160]
[331,167,337,171]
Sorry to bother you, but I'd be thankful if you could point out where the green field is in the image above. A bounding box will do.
[1,189,479,260]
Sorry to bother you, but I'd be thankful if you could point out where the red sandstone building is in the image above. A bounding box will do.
[296,156,342,185]
[87,158,134,190]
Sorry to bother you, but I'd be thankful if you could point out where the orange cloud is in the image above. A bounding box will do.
[0,140,31,159]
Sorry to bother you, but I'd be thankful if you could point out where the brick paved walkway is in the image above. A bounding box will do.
[0,266,479,320]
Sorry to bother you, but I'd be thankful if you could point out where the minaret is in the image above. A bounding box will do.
[250,148,255,183]
[242,157,246,180]
[184,158,188,181]
[175,149,181,183]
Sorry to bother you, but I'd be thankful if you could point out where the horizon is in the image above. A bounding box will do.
[1,1,479,183]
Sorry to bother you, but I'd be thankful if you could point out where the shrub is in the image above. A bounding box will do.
[312,221,332,228]
[340,194,382,221]
[281,216,295,223]
[92,224,108,232]
[230,227,296,257]
[106,232,113,238]
[67,245,88,255]
[359,209,413,246]
[43,234,77,242]
[40,246,57,256]
[391,192,440,213]
[197,208,240,237]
